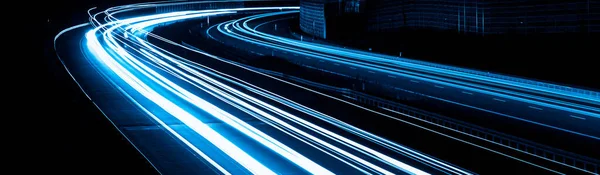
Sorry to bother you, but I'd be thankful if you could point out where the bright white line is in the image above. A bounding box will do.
[528,106,543,110]
[135,44,333,175]
[86,10,276,174]
[461,91,473,95]
[568,115,586,120]
[70,3,516,175]
[493,98,506,102]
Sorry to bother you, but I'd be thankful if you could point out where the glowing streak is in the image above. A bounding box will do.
[85,13,276,175]
[66,2,498,175]
[119,8,429,174]
[237,12,600,114]
[215,14,600,140]
[108,7,334,174]
[135,16,472,174]
[132,46,334,175]
[242,11,600,105]
[132,27,436,173]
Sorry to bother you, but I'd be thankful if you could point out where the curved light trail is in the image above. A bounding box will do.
[210,11,600,141]
[53,0,598,174]
[53,1,460,174]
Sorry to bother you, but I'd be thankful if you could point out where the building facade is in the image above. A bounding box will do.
[300,0,339,39]
[300,0,599,37]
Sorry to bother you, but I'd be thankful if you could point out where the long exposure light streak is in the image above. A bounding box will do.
[235,12,600,115]
[135,37,426,175]
[211,11,600,141]
[87,7,282,174]
[131,7,563,175]
[54,1,598,174]
[121,8,429,175]
[88,26,277,175]
[139,29,472,174]
[142,30,562,174]
[134,15,477,174]
[238,11,600,106]
[74,2,438,174]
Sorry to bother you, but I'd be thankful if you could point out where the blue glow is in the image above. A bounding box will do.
[80,4,435,175]
[56,1,599,174]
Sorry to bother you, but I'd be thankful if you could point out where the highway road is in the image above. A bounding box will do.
[160,12,597,174]
[201,10,600,158]
[54,2,472,175]
[52,1,599,174]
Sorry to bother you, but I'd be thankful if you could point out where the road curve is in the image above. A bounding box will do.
[52,1,599,174]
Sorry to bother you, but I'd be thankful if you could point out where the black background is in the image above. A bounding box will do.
[39,0,157,174]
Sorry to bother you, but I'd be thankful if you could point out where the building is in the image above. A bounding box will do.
[299,0,335,39]
[300,0,599,37]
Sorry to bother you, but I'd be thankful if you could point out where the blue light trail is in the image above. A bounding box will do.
[52,0,599,174]
[61,1,454,174]
[210,11,600,141]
